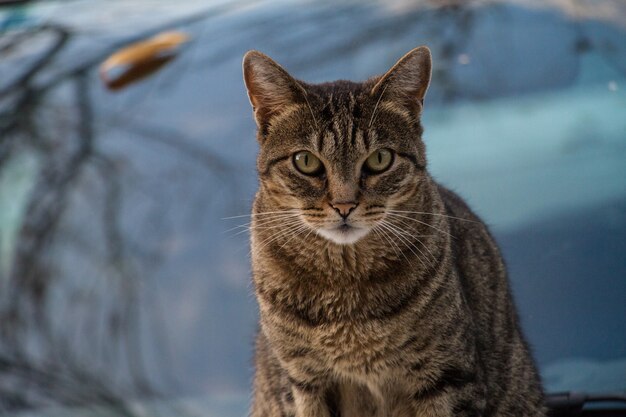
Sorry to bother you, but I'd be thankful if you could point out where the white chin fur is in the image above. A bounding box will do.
[316,226,370,245]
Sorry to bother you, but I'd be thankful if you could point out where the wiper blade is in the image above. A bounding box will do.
[547,392,626,416]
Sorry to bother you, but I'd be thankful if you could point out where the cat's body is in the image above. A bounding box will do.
[244,47,545,417]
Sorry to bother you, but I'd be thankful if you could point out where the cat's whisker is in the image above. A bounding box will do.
[385,212,454,238]
[302,226,316,242]
[232,218,304,237]
[278,223,312,250]
[261,226,305,252]
[368,82,389,129]
[377,222,408,260]
[373,223,409,264]
[223,214,302,234]
[222,209,300,220]
[380,215,429,238]
[222,214,257,220]
[255,221,309,253]
[415,238,438,267]
[387,209,479,224]
[250,219,301,242]
[227,215,300,231]
[225,219,300,235]
[371,226,400,260]
[243,217,302,232]
[251,229,292,257]
[383,220,436,268]
[384,216,438,265]
[249,218,303,229]
[391,226,435,267]
[249,214,302,226]
[378,220,429,269]
[224,213,300,237]
[384,222,432,266]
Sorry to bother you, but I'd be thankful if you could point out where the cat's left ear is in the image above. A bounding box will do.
[370,46,432,114]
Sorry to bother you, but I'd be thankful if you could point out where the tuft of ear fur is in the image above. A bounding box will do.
[370,46,432,114]
[242,51,306,135]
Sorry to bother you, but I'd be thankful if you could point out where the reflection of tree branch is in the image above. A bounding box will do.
[91,152,178,394]
[0,1,253,410]
[91,154,124,265]
[93,154,154,396]
[6,72,96,317]
[0,353,138,416]
[110,116,231,175]
[0,24,70,98]
[1,21,160,413]
[0,25,69,170]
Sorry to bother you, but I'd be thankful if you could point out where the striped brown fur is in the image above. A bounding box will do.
[243,46,545,417]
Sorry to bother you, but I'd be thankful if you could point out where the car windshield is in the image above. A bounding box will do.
[1,0,625,415]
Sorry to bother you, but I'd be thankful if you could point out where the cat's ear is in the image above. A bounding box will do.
[243,50,306,134]
[370,46,432,114]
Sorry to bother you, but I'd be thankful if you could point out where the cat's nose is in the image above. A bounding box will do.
[330,202,358,219]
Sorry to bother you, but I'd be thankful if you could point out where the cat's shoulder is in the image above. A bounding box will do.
[436,183,478,220]
[435,182,496,240]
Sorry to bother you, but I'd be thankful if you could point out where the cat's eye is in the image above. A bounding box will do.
[293,151,324,175]
[364,149,393,173]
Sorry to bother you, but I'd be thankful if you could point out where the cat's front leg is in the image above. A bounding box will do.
[273,342,333,417]
[413,395,488,417]
[291,387,331,417]
[403,359,486,417]
[275,351,332,417]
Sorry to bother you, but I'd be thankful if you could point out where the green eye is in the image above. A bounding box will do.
[364,149,393,173]
[293,151,323,175]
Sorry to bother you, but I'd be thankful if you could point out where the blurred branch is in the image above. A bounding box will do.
[4,70,95,321]
[110,116,231,175]
[0,352,138,416]
[0,24,70,98]
[0,0,252,411]
[0,24,69,170]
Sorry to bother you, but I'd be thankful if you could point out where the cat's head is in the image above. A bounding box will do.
[243,47,432,245]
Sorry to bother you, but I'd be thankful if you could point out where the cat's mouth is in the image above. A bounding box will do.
[316,222,370,245]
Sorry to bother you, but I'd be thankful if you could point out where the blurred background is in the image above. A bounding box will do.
[0,0,625,415]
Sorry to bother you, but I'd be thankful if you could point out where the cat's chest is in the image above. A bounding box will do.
[315,320,386,365]
[337,378,417,417]
[258,266,420,369]
[267,311,407,375]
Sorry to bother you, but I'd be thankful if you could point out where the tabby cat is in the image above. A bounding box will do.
[243,46,545,417]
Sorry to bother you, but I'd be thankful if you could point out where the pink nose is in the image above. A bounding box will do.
[330,202,358,218]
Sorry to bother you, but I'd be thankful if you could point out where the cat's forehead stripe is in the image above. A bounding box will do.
[349,95,361,147]
[317,91,370,158]
[315,130,324,153]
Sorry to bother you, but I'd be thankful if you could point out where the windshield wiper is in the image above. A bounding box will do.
[547,392,626,416]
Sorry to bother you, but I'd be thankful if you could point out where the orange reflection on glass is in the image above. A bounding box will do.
[99,31,189,91]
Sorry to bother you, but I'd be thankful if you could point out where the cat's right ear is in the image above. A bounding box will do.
[242,51,305,136]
